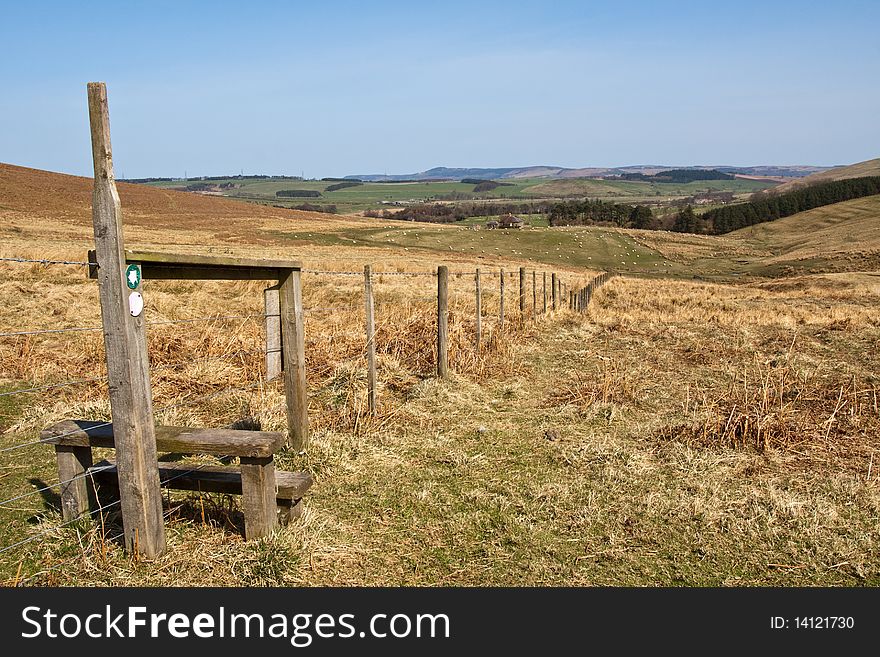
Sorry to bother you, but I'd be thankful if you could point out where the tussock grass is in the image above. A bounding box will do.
[3,169,880,586]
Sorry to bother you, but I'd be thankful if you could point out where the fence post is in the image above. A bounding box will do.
[518,266,526,324]
[532,270,537,318]
[87,82,165,558]
[264,286,282,381]
[543,272,547,314]
[279,267,308,450]
[364,265,377,416]
[551,273,557,310]
[499,268,505,328]
[475,268,482,352]
[437,265,449,377]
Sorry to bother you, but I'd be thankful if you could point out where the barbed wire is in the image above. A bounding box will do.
[0,376,107,399]
[146,313,272,327]
[0,257,96,266]
[0,498,121,555]
[0,325,104,338]
[0,313,272,339]
[0,462,117,509]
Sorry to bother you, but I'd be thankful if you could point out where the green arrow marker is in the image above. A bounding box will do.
[125,264,141,289]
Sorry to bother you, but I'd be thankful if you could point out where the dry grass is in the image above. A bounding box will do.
[3,165,880,586]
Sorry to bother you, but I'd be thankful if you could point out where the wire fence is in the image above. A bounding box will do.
[1,253,603,583]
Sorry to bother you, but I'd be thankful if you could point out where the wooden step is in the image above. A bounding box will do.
[41,420,284,458]
[89,459,313,526]
[89,459,313,500]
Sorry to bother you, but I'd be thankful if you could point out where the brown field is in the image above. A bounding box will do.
[1,163,879,586]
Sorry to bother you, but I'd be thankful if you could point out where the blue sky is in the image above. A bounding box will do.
[1,1,878,178]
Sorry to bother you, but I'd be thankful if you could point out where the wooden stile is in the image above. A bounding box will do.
[264,286,282,381]
[279,268,308,450]
[87,82,165,558]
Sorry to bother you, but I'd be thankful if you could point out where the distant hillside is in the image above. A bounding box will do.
[0,162,323,232]
[728,194,880,273]
[347,164,832,182]
[771,158,880,194]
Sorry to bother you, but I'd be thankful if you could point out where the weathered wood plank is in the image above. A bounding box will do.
[264,286,282,381]
[551,273,557,310]
[240,456,278,539]
[55,445,94,522]
[88,251,300,281]
[42,420,284,457]
[437,265,449,377]
[279,268,308,450]
[87,82,165,558]
[127,250,301,270]
[90,459,313,500]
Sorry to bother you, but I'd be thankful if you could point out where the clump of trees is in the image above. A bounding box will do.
[325,181,363,192]
[386,204,464,223]
[671,206,704,233]
[620,169,734,183]
[276,189,321,198]
[701,176,880,234]
[548,199,657,229]
[291,202,338,213]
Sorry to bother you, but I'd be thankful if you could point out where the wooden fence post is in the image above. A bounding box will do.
[475,268,482,352]
[551,273,557,310]
[279,268,308,450]
[87,82,165,558]
[364,265,377,416]
[532,270,537,317]
[543,272,547,314]
[437,265,449,377]
[519,266,526,321]
[264,286,282,381]
[499,268,505,328]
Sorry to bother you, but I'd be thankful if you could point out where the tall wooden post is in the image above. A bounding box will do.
[475,268,482,352]
[264,286,282,381]
[437,265,449,377]
[364,265,377,416]
[532,270,537,317]
[543,272,547,314]
[279,268,308,450]
[519,266,526,322]
[87,82,165,558]
[499,268,505,328]
[551,273,557,310]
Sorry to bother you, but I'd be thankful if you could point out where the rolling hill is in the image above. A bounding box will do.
[347,164,831,182]
[770,158,880,194]
[729,193,880,272]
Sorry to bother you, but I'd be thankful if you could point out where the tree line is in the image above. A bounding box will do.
[620,169,734,183]
[276,189,321,198]
[694,176,880,234]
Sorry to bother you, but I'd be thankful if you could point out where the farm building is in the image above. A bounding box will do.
[499,214,524,229]
[485,219,499,229]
